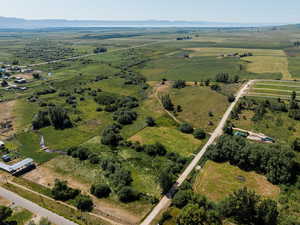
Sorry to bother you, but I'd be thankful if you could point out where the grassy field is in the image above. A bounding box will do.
[247,80,300,99]
[7,208,33,225]
[193,160,280,202]
[187,47,290,79]
[170,86,229,132]
[129,126,203,156]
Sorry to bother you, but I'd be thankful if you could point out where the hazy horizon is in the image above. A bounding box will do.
[2,0,300,24]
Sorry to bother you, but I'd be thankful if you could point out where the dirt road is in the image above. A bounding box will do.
[140,80,253,225]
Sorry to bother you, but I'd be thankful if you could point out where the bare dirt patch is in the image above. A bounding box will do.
[13,73,33,79]
[23,159,142,225]
[0,100,16,138]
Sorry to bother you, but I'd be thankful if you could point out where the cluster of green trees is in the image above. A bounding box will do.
[207,135,296,184]
[232,93,300,122]
[163,187,279,225]
[101,124,123,147]
[113,109,137,125]
[16,41,77,62]
[32,106,72,130]
[93,47,107,54]
[35,88,56,96]
[0,205,12,223]
[161,94,174,111]
[215,72,239,83]
[51,179,93,211]
[99,157,138,202]
[179,123,206,139]
[130,141,167,157]
[173,80,186,89]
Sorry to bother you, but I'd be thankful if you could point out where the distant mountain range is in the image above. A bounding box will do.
[0,17,288,29]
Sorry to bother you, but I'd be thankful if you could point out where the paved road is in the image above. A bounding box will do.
[0,186,78,225]
[27,40,171,67]
[140,80,253,225]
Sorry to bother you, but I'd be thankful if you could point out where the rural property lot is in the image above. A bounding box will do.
[193,160,280,202]
[186,47,291,79]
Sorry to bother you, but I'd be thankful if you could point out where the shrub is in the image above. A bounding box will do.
[74,194,93,212]
[90,184,111,198]
[173,80,186,89]
[146,117,156,126]
[51,179,80,201]
[179,123,194,134]
[117,186,138,203]
[193,129,206,139]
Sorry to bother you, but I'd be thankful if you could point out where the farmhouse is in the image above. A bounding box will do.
[0,158,35,175]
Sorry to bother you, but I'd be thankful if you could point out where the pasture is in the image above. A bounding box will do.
[170,86,229,131]
[187,47,290,79]
[193,160,280,202]
[129,126,203,156]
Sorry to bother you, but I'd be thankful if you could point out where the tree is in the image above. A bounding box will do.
[51,179,80,201]
[32,73,41,79]
[256,199,278,225]
[173,190,193,208]
[228,94,235,103]
[193,129,206,139]
[0,80,8,87]
[94,47,107,54]
[158,171,174,194]
[12,60,19,65]
[48,106,72,129]
[0,205,12,222]
[179,123,194,134]
[39,217,52,225]
[75,194,93,212]
[101,125,123,147]
[177,204,221,225]
[146,117,156,126]
[161,95,174,111]
[117,186,138,202]
[32,110,51,130]
[173,80,186,89]
[292,138,300,151]
[215,72,229,83]
[90,184,111,198]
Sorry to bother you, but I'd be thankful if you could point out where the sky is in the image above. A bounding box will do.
[2,0,300,23]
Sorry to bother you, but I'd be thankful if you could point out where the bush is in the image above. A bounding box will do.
[292,138,300,151]
[51,179,80,201]
[179,123,194,134]
[74,194,93,212]
[146,117,156,126]
[161,94,174,111]
[173,80,186,89]
[48,106,73,130]
[228,94,236,103]
[90,184,111,198]
[117,186,138,202]
[193,129,206,139]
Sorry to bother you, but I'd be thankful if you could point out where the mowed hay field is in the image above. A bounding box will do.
[171,86,229,132]
[129,126,203,156]
[186,47,291,79]
[193,161,280,202]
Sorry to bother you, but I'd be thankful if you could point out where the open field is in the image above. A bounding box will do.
[1,26,300,224]
[193,160,280,202]
[247,80,300,99]
[129,126,203,156]
[170,86,229,132]
[187,47,291,79]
